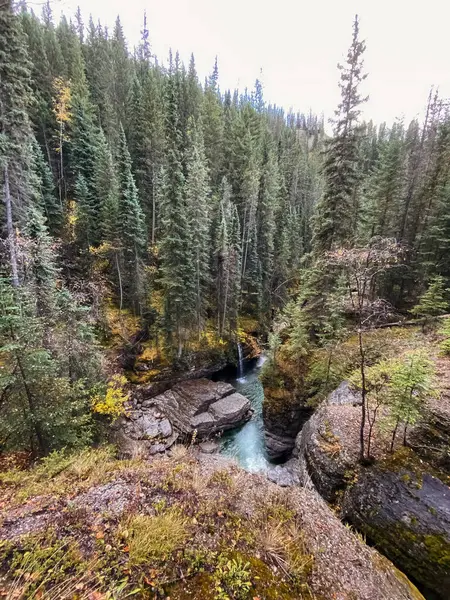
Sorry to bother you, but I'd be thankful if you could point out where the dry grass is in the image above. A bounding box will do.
[257,520,313,582]
[125,508,190,566]
[0,446,146,505]
[170,443,190,461]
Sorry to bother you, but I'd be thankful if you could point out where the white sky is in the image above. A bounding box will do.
[53,0,450,125]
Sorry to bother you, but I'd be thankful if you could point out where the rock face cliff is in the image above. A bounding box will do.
[113,378,252,457]
[296,382,450,599]
[263,393,313,460]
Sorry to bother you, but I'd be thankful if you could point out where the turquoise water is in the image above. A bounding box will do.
[219,355,271,472]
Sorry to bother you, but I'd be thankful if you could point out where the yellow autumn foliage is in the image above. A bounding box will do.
[91,375,130,419]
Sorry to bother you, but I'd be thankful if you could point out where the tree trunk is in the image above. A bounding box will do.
[358,328,366,461]
[390,418,400,453]
[3,165,19,287]
[403,422,409,446]
[13,345,47,455]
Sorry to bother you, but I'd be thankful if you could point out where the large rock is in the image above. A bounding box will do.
[152,379,251,436]
[112,404,179,458]
[342,466,450,597]
[263,392,313,460]
[296,382,450,599]
[114,379,252,457]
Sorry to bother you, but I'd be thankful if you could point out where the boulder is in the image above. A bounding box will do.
[266,458,301,487]
[296,383,450,599]
[198,440,219,454]
[152,379,251,437]
[114,379,252,457]
[112,404,179,458]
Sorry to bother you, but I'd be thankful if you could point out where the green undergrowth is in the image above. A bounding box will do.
[262,325,431,418]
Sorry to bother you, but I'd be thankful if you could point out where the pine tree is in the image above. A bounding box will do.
[69,92,102,247]
[74,172,95,248]
[111,16,132,133]
[158,58,193,354]
[116,125,146,314]
[257,138,280,320]
[0,0,34,286]
[410,276,449,320]
[94,128,119,244]
[202,58,224,190]
[215,178,241,335]
[31,137,62,236]
[361,123,405,240]
[185,119,211,336]
[313,15,367,253]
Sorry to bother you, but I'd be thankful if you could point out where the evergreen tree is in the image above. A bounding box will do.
[116,124,146,314]
[313,15,367,253]
[94,128,119,244]
[0,0,34,286]
[158,57,193,354]
[361,122,405,240]
[202,58,223,190]
[410,275,449,321]
[215,178,241,335]
[257,138,280,320]
[31,137,62,235]
[185,119,211,335]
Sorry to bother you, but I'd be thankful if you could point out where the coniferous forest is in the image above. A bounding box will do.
[1,2,450,457]
[4,2,450,599]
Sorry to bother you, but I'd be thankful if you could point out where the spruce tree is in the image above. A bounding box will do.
[116,124,146,314]
[202,58,224,190]
[185,118,211,336]
[257,138,280,320]
[159,55,194,354]
[313,15,367,253]
[215,178,241,335]
[31,137,62,236]
[0,0,34,286]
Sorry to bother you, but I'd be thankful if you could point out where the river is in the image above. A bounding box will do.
[217,354,272,472]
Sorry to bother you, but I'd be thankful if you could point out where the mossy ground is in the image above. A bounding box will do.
[0,448,313,599]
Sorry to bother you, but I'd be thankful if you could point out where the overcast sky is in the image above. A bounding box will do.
[55,0,450,125]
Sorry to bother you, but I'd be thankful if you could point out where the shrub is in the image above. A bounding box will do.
[91,374,130,419]
[213,555,252,600]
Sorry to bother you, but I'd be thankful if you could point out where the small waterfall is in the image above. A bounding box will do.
[237,342,244,378]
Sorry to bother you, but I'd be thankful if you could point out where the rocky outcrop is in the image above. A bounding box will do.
[410,361,450,474]
[295,381,361,502]
[296,381,450,599]
[342,467,450,597]
[132,361,228,399]
[111,405,179,458]
[263,395,313,460]
[0,450,426,600]
[261,362,361,461]
[114,379,252,457]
